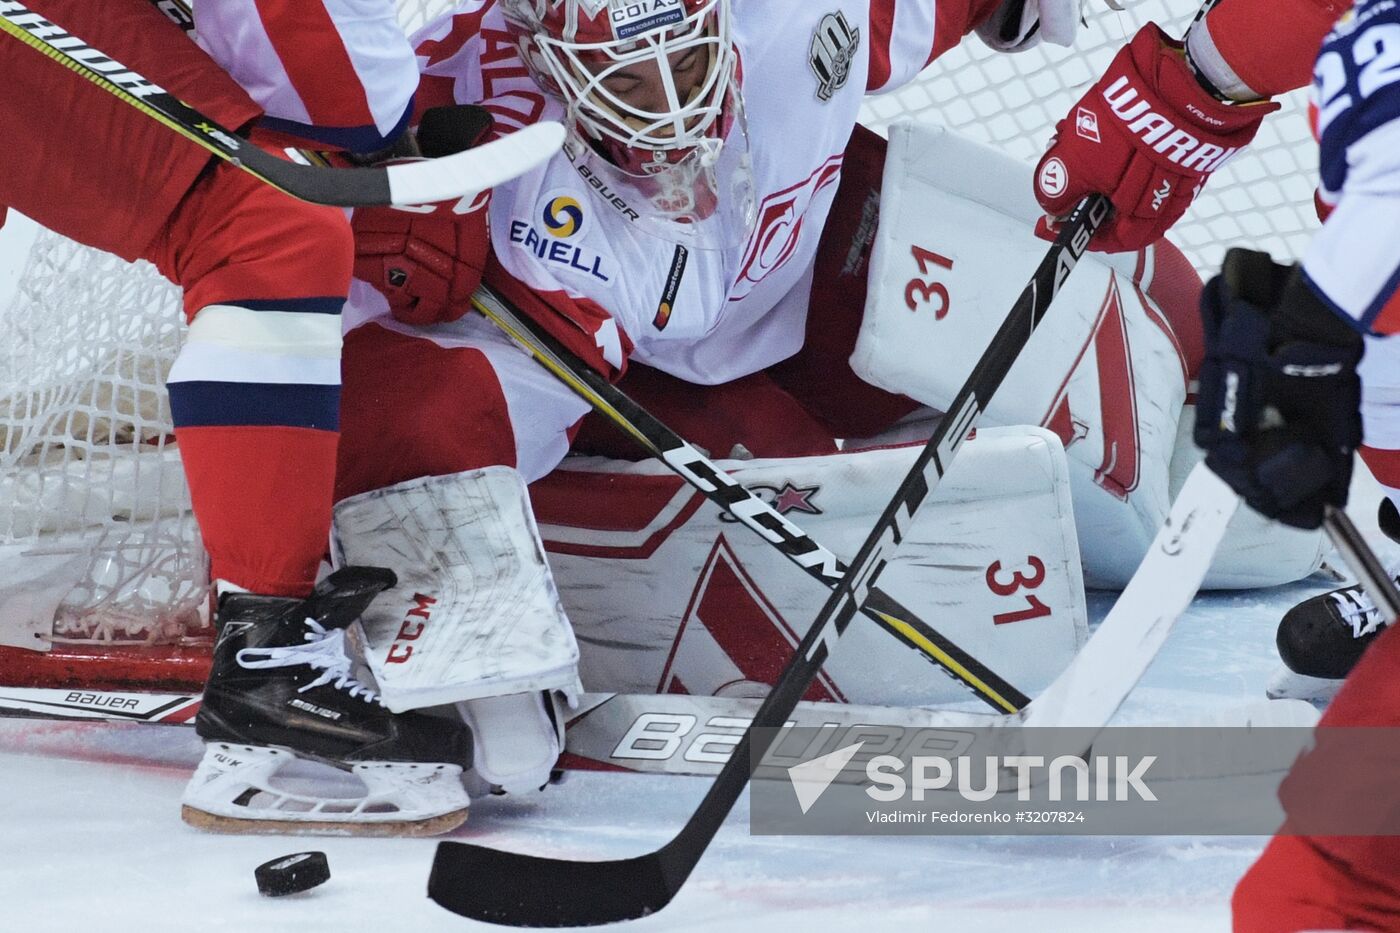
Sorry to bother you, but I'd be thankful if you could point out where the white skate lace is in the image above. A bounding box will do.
[235,619,384,705]
[1329,568,1400,639]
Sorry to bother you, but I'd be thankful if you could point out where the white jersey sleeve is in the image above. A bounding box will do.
[1300,0,1400,335]
[865,0,999,95]
[194,0,419,152]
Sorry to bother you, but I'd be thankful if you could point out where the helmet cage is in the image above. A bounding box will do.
[514,0,736,165]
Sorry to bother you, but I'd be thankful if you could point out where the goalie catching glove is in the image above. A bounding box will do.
[352,106,496,325]
[1033,24,1277,253]
[1193,248,1363,530]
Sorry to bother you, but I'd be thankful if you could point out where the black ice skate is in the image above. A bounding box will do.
[181,567,473,836]
[1267,499,1400,702]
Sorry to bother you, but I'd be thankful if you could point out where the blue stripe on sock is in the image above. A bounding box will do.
[169,382,340,431]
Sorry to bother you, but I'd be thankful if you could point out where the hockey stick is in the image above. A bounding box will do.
[427,194,1117,926]
[0,1,564,206]
[1323,504,1400,623]
[471,284,1030,713]
[0,681,1314,779]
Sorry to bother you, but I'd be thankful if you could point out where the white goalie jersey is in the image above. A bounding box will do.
[402,0,982,384]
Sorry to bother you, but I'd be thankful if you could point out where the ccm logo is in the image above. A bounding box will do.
[385,593,437,664]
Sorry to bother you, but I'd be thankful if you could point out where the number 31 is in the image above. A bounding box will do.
[904,245,954,318]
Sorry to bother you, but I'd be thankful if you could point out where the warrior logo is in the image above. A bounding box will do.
[809,11,860,101]
[1038,157,1069,198]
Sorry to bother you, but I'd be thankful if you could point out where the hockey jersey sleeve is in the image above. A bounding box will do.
[1185,0,1350,101]
[866,0,1004,94]
[194,1,419,153]
[409,0,549,136]
[1299,0,1400,335]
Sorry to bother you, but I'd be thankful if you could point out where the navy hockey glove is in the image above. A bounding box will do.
[1194,248,1363,529]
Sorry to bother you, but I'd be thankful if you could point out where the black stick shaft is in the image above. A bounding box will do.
[1324,504,1400,622]
[654,194,1111,887]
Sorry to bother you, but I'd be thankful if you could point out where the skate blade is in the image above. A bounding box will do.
[180,804,468,837]
[1265,667,1343,704]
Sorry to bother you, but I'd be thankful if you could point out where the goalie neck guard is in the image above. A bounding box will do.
[501,0,754,248]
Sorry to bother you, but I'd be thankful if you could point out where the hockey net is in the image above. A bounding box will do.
[0,0,1319,688]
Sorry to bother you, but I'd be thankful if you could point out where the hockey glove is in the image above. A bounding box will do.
[1194,248,1363,529]
[352,106,496,326]
[1033,24,1277,253]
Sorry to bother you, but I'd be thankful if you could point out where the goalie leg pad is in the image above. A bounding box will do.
[331,467,581,712]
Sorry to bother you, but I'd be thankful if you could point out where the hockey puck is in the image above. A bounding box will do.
[255,851,330,897]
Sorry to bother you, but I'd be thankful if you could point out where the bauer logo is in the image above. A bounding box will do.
[610,0,684,40]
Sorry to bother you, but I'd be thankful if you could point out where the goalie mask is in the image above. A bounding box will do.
[501,0,754,248]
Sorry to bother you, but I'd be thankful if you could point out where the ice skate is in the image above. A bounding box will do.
[1267,500,1400,702]
[181,567,473,836]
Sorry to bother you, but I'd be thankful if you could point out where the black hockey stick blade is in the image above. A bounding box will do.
[0,2,563,206]
[428,845,677,927]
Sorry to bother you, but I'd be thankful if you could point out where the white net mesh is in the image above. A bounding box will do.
[0,0,1321,650]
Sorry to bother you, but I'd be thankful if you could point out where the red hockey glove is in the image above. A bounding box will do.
[352,105,496,326]
[1033,23,1278,253]
[353,196,491,325]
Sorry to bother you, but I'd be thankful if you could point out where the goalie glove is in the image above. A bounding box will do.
[352,106,496,326]
[1033,24,1278,253]
[1194,248,1363,530]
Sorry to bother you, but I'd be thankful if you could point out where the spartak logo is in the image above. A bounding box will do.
[730,156,844,301]
[385,593,437,664]
[658,537,843,700]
